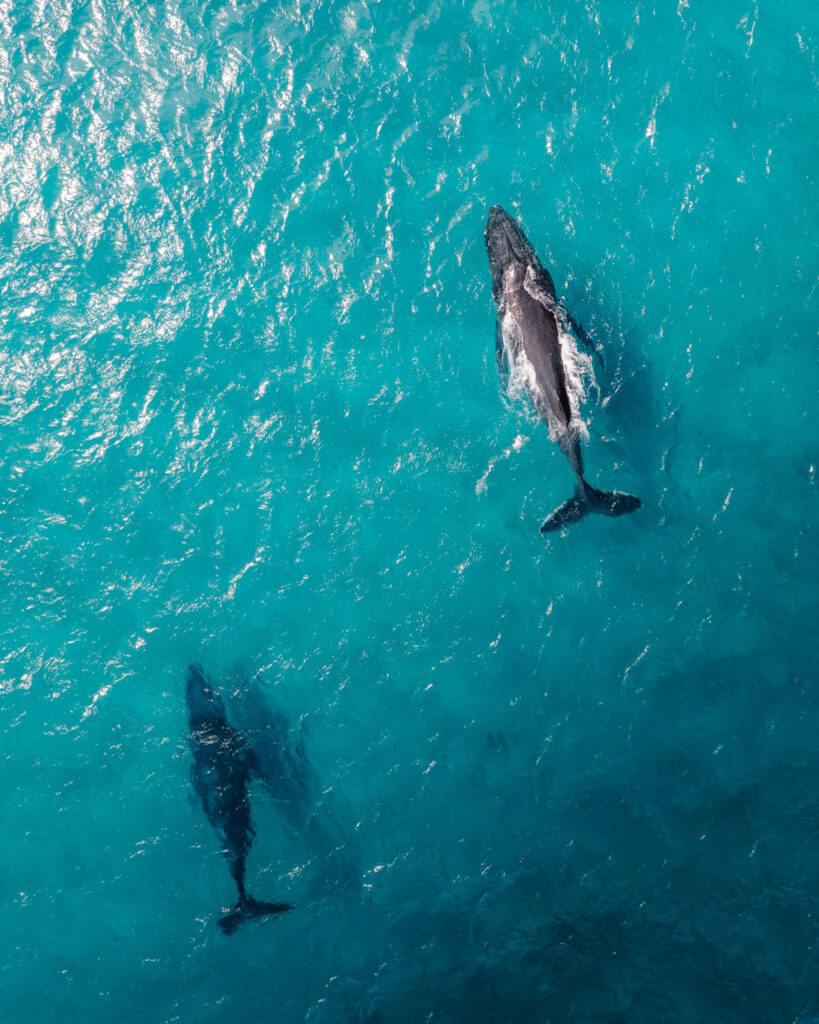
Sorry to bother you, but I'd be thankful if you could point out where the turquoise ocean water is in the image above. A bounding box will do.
[2,1,817,1020]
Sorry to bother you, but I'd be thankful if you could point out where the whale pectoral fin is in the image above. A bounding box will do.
[565,308,592,351]
[495,319,507,370]
[560,302,606,378]
[495,320,511,391]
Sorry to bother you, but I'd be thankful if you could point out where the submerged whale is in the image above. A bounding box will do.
[229,673,361,890]
[484,205,640,533]
[186,663,291,934]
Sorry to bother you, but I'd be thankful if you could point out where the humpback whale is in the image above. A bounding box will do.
[229,673,362,890]
[484,205,641,533]
[186,664,291,934]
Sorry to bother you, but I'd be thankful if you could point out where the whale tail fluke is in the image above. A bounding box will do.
[539,485,587,533]
[585,484,641,519]
[218,895,292,935]
[540,482,641,534]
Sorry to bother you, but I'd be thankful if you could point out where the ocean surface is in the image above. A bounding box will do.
[1,1,817,1021]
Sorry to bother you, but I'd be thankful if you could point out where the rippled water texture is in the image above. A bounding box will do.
[2,1,817,1021]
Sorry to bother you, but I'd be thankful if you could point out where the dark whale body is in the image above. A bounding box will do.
[484,205,640,532]
[186,663,291,934]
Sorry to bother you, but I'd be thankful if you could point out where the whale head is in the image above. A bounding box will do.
[186,663,227,723]
[485,206,556,305]
[485,206,533,294]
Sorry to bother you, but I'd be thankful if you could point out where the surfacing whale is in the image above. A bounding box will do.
[484,205,641,533]
[186,663,291,934]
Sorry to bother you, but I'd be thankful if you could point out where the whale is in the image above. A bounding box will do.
[229,670,361,889]
[186,663,291,934]
[484,205,641,533]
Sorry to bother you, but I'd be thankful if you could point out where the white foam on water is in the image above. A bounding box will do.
[556,323,596,441]
[476,432,530,495]
[504,342,542,420]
